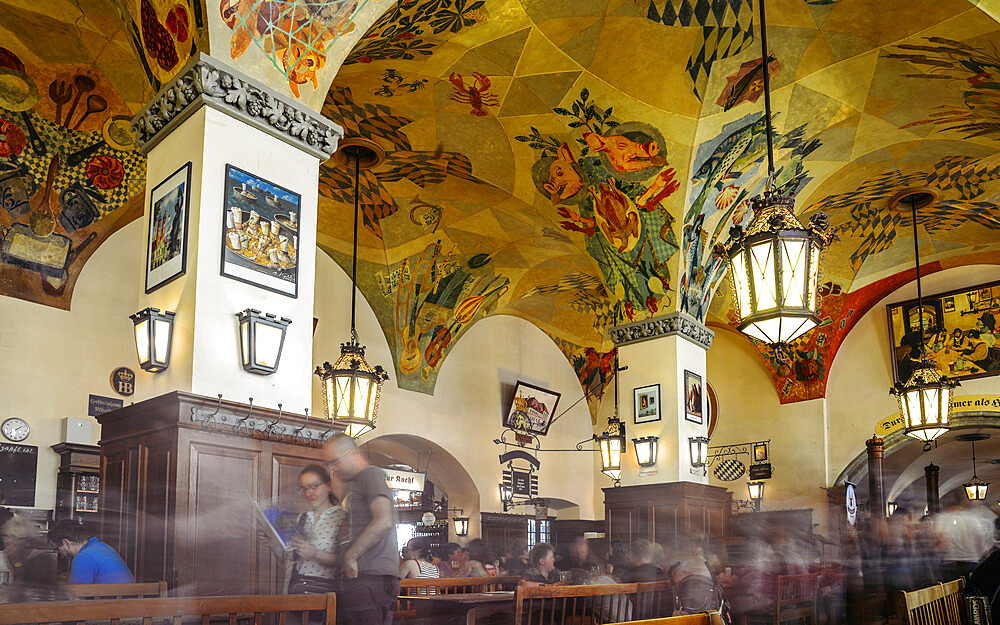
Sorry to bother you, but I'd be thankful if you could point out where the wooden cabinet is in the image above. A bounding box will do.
[51,443,101,525]
[97,392,333,596]
[604,482,731,552]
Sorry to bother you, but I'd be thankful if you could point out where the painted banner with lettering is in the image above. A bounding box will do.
[383,468,425,492]
[876,395,1000,435]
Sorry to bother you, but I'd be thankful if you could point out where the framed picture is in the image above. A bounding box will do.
[886,279,1000,385]
[504,381,560,436]
[145,162,191,293]
[753,442,768,463]
[220,164,301,297]
[633,384,661,424]
[684,370,703,424]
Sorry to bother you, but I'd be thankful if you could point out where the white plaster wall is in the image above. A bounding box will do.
[311,250,599,533]
[0,219,152,512]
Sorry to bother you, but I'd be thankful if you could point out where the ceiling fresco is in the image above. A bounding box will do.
[2,0,1000,412]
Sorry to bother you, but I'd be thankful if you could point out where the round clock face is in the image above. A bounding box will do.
[2,418,29,442]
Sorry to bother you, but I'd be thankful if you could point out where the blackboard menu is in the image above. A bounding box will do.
[0,443,37,506]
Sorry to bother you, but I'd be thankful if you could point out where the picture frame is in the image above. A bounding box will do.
[145,162,191,293]
[504,381,561,436]
[684,370,703,424]
[886,279,1000,385]
[220,164,301,298]
[633,384,661,424]
[753,442,768,463]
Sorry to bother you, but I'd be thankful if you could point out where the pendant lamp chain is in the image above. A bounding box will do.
[350,149,360,339]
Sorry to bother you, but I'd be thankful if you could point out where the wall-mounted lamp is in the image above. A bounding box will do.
[747,481,764,511]
[453,516,470,537]
[130,307,175,372]
[236,309,291,375]
[597,415,625,483]
[689,436,710,469]
[887,501,898,516]
[632,436,659,468]
[499,483,512,509]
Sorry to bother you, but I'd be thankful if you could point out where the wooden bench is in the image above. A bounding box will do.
[0,592,335,625]
[898,578,966,625]
[740,572,819,625]
[66,581,169,599]
[607,612,725,625]
[394,575,520,620]
[635,580,675,620]
[514,583,638,625]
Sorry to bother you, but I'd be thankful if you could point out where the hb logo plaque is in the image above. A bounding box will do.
[110,367,136,397]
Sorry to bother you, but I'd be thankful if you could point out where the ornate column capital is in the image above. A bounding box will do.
[131,53,344,160]
[865,435,885,458]
[609,312,715,350]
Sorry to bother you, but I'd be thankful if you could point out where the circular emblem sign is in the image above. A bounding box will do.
[712,458,746,482]
[421,512,436,525]
[110,366,136,397]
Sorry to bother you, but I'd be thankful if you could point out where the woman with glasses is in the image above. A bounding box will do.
[287,464,345,595]
[399,537,440,579]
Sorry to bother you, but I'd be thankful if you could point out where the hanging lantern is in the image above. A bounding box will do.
[315,137,389,438]
[632,436,659,468]
[597,415,626,482]
[130,307,175,372]
[689,436,710,468]
[747,481,765,501]
[961,435,990,501]
[887,501,898,517]
[453,516,470,537]
[236,309,291,375]
[499,483,512,509]
[889,189,958,444]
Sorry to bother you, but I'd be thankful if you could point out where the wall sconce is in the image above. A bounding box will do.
[887,501,897,516]
[499,482,512,503]
[632,436,659,468]
[453,516,469,537]
[237,309,291,375]
[689,436,710,469]
[747,481,764,511]
[130,307,175,372]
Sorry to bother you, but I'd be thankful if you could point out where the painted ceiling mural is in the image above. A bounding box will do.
[3,0,1000,412]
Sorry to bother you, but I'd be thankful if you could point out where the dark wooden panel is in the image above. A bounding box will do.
[652,504,678,548]
[136,430,175,585]
[99,442,135,567]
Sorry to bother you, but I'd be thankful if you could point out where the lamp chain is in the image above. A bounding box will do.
[972,440,978,479]
[350,149,360,339]
[758,0,775,177]
[910,197,926,358]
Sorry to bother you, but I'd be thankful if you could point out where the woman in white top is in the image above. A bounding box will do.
[399,537,440,579]
[288,464,345,594]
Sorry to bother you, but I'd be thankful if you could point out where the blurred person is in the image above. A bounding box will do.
[582,563,634,621]
[935,501,996,581]
[399,537,439,579]
[47,520,132,584]
[519,542,561,586]
[608,538,630,577]
[557,533,592,572]
[666,535,726,620]
[461,539,497,576]
[619,539,662,582]
[437,542,465,577]
[913,514,942,587]
[0,504,13,584]
[287,464,344,594]
[968,517,1000,625]
[882,507,916,618]
[324,434,399,625]
[0,515,54,587]
[501,538,529,576]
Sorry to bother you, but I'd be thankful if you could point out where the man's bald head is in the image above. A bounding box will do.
[324,433,367,480]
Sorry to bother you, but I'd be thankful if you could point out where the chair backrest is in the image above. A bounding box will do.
[898,578,966,625]
[636,580,675,619]
[515,583,638,625]
[774,572,819,621]
[606,612,725,625]
[400,575,520,596]
[0,592,335,625]
[66,581,168,599]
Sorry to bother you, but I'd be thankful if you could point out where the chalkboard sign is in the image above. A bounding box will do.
[0,443,37,506]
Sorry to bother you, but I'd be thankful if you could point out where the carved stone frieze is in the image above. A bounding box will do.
[131,53,343,159]
[609,311,714,350]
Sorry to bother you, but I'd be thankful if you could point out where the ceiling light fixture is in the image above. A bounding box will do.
[596,352,626,484]
[315,138,389,438]
[960,433,990,501]
[889,189,958,444]
[717,0,834,357]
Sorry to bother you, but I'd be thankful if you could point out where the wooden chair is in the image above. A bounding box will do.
[740,573,819,625]
[897,578,966,625]
[65,581,169,599]
[635,580,676,620]
[514,583,638,625]
[607,612,726,625]
[0,592,335,625]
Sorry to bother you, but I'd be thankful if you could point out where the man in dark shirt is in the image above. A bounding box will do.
[325,434,399,625]
[48,520,133,584]
[619,539,663,582]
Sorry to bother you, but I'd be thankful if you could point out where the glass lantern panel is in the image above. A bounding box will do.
[134,319,151,364]
[903,388,924,427]
[782,316,817,343]
[153,317,171,365]
[240,319,250,366]
[922,387,942,424]
[730,251,752,318]
[333,375,354,417]
[808,244,820,313]
[780,238,807,307]
[352,376,375,420]
[634,440,653,466]
[754,317,783,344]
[977,483,989,499]
[253,322,284,368]
[749,242,778,311]
[322,377,335,419]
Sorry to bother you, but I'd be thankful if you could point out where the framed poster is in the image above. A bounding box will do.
[887,279,1000,385]
[145,162,191,293]
[633,384,661,424]
[221,164,301,297]
[684,370,703,424]
[504,381,560,436]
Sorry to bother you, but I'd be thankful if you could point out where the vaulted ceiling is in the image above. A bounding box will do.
[1,0,999,415]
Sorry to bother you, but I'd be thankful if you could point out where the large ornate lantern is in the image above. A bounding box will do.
[315,138,389,438]
[889,189,958,444]
[597,415,625,482]
[130,307,175,373]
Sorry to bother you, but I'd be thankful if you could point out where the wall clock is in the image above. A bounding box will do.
[2,417,29,442]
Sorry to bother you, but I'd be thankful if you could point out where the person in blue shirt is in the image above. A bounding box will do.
[48,520,133,584]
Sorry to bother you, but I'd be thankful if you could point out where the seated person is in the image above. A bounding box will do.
[501,538,529,576]
[619,539,663,582]
[1,515,56,587]
[399,537,440,579]
[48,519,133,584]
[462,539,497,576]
[437,542,465,577]
[519,542,561,586]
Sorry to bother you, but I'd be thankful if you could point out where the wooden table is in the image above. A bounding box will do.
[401,591,516,624]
